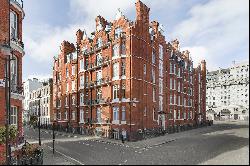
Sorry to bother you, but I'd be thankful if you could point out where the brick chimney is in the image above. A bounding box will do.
[136,0,150,27]
[96,15,108,31]
[76,29,83,45]
[60,41,75,55]
[201,60,206,72]
[184,50,190,60]
[172,39,179,51]
[151,21,159,34]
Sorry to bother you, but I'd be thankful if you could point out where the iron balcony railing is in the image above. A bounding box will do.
[84,76,112,89]
[83,42,111,56]
[83,98,110,106]
[85,56,110,71]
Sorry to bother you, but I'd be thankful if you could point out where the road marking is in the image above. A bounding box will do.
[47,145,85,165]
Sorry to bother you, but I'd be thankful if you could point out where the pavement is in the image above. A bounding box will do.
[23,120,249,165]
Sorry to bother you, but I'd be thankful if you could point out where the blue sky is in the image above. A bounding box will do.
[22,0,249,81]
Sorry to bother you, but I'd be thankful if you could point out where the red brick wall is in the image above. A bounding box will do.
[52,0,207,136]
[0,0,24,137]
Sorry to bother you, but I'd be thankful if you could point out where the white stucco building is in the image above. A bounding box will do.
[22,78,43,124]
[206,61,249,121]
[28,79,53,125]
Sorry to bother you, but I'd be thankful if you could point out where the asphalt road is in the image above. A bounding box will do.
[24,121,249,165]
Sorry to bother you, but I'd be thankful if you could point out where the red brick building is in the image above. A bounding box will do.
[0,0,25,138]
[52,0,206,140]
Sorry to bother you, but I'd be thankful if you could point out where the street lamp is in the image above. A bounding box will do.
[37,92,42,146]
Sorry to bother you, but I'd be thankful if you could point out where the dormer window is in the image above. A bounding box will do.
[97,20,103,32]
[10,11,18,39]
[97,38,103,48]
[114,28,122,39]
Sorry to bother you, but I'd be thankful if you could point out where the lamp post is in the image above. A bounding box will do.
[37,92,42,146]
[52,121,55,154]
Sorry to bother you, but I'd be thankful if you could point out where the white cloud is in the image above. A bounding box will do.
[24,0,137,64]
[171,0,249,71]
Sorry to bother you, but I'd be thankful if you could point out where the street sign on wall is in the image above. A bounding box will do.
[0,79,5,87]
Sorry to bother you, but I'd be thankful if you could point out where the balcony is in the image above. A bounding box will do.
[85,56,110,71]
[83,42,111,56]
[11,85,25,100]
[82,98,110,107]
[85,76,112,89]
[10,37,24,54]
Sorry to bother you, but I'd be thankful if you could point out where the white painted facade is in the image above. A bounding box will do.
[22,78,43,124]
[206,61,249,121]
[28,80,52,125]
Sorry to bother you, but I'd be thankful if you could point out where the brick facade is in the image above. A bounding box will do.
[0,0,25,138]
[52,0,206,139]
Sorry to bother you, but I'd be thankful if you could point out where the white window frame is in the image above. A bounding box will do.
[80,59,84,72]
[122,106,126,121]
[96,70,102,85]
[80,109,84,123]
[113,106,119,121]
[72,80,76,91]
[80,93,84,105]
[65,111,68,120]
[72,111,76,120]
[113,44,120,58]
[113,85,119,100]
[112,62,119,80]
[97,108,102,123]
[72,66,75,76]
[10,106,18,125]
[72,96,76,105]
[80,75,84,88]
[10,11,18,39]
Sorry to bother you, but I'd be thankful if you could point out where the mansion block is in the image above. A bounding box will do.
[0,0,25,138]
[52,0,207,139]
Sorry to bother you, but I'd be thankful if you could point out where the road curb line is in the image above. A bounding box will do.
[47,145,85,165]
